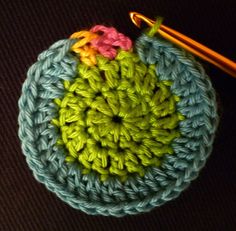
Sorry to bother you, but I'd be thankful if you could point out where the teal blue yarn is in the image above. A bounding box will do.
[18,34,218,217]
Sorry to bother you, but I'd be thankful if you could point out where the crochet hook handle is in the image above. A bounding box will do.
[129,12,236,78]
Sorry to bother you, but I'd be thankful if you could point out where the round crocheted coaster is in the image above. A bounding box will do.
[18,23,218,216]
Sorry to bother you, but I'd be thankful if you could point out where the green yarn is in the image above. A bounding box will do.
[52,51,184,181]
[147,17,164,37]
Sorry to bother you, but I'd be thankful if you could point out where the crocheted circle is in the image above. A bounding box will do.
[18,24,218,216]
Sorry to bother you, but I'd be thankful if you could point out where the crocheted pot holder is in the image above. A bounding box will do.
[18,23,218,217]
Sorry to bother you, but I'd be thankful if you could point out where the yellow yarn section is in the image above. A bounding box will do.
[70,31,99,66]
[52,50,184,181]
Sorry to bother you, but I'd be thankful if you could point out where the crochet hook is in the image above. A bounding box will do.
[129,12,236,78]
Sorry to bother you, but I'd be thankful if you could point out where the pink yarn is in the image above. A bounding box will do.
[90,25,132,59]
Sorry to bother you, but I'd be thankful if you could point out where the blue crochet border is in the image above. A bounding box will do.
[18,34,218,217]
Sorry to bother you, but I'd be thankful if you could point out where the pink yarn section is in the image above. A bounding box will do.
[90,25,132,59]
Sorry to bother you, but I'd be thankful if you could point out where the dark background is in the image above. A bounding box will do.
[0,0,236,230]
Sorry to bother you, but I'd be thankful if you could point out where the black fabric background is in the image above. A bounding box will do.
[0,0,236,230]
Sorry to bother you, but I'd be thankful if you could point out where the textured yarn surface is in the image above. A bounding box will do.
[52,51,184,181]
[18,24,218,216]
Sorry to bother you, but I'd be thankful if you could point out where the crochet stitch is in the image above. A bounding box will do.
[18,23,218,216]
[52,52,184,181]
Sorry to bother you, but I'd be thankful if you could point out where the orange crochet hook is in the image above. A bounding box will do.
[129,12,236,78]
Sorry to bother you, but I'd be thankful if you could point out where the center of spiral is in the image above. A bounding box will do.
[112,115,122,123]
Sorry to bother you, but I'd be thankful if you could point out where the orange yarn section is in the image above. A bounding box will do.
[70,26,133,66]
[70,31,99,66]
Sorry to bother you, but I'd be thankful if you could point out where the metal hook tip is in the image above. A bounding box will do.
[129,12,141,28]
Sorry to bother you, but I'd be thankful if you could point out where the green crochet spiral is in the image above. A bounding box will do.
[52,51,184,181]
